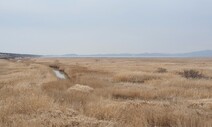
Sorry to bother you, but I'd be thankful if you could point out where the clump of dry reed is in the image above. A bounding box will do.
[113,72,160,83]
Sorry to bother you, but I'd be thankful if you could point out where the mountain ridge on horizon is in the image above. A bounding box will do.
[61,50,212,57]
[1,50,212,58]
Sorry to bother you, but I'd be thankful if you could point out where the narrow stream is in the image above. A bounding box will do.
[53,69,66,79]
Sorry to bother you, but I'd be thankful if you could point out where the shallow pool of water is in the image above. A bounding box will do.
[53,70,66,79]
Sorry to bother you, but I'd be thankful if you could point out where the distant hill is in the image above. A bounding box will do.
[59,50,212,58]
[63,54,78,57]
[179,50,212,57]
[0,52,40,59]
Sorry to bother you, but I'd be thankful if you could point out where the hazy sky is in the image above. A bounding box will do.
[0,0,212,55]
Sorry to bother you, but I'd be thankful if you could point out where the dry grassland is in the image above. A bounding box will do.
[0,58,212,127]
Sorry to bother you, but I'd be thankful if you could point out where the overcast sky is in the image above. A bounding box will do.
[0,0,212,55]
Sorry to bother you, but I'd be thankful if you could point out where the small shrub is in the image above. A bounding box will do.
[156,68,167,73]
[181,69,206,79]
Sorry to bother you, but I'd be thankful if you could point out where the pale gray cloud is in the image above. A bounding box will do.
[0,0,212,55]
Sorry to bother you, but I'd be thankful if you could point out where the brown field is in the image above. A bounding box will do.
[0,58,212,127]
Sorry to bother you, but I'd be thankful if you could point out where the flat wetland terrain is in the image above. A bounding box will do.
[0,58,212,127]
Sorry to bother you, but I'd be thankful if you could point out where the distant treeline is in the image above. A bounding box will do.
[0,52,41,59]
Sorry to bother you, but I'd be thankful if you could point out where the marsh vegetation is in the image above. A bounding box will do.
[0,58,211,127]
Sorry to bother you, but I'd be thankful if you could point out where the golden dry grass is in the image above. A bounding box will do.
[113,71,161,83]
[0,58,212,127]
